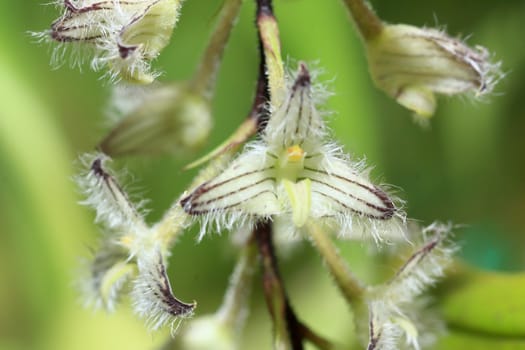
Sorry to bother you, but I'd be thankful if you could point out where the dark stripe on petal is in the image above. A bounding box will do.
[310,179,393,217]
[304,167,395,216]
[312,190,392,220]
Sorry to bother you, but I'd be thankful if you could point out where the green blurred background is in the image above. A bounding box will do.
[1,0,524,349]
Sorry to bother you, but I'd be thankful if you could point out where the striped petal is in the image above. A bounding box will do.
[264,63,325,148]
[181,149,280,217]
[305,156,395,220]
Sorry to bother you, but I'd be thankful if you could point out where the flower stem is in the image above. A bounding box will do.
[255,221,333,350]
[306,222,365,305]
[255,220,299,349]
[183,54,268,170]
[341,0,383,40]
[189,0,244,99]
[216,238,258,332]
[256,0,285,108]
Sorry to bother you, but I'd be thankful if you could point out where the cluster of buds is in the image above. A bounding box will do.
[38,0,504,349]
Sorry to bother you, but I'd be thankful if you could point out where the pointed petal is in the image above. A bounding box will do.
[264,63,325,148]
[305,156,395,220]
[77,153,147,232]
[385,223,455,303]
[132,248,195,330]
[181,148,280,217]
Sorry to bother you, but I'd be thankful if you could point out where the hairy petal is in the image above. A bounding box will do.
[76,153,147,232]
[305,154,398,231]
[132,247,195,331]
[264,63,326,148]
[384,222,456,304]
[367,302,402,350]
[180,148,281,236]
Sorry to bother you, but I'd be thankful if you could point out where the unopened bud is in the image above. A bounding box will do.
[366,24,502,117]
[99,83,212,157]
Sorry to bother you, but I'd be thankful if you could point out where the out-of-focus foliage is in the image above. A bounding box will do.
[1,1,524,349]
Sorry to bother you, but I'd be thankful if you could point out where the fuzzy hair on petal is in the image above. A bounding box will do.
[382,222,457,304]
[131,247,195,332]
[76,152,148,233]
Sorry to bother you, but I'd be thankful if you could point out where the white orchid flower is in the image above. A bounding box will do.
[181,63,404,241]
[46,0,182,83]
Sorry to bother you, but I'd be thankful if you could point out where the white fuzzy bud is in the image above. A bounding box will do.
[366,24,502,118]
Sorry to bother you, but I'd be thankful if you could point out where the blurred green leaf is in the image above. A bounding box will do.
[440,268,525,336]
[434,330,525,350]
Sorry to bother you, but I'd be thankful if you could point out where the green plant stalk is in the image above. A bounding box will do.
[216,239,258,331]
[341,0,383,40]
[306,222,365,305]
[256,0,285,108]
[190,0,244,99]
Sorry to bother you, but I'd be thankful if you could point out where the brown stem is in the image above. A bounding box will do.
[254,220,303,349]
[254,221,334,350]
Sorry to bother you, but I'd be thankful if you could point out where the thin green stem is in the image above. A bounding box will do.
[306,221,365,305]
[341,0,383,40]
[189,0,244,99]
[216,239,258,331]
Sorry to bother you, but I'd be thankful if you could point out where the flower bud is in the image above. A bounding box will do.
[366,24,501,117]
[48,0,182,83]
[99,83,212,157]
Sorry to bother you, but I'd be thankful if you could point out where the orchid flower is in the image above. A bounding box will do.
[77,154,195,330]
[362,223,456,350]
[45,0,182,83]
[181,63,405,242]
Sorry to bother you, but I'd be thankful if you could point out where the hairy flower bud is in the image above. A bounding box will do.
[99,83,212,157]
[47,0,182,83]
[366,24,502,118]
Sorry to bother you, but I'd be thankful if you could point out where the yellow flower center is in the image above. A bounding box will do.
[286,145,305,163]
[277,145,306,183]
